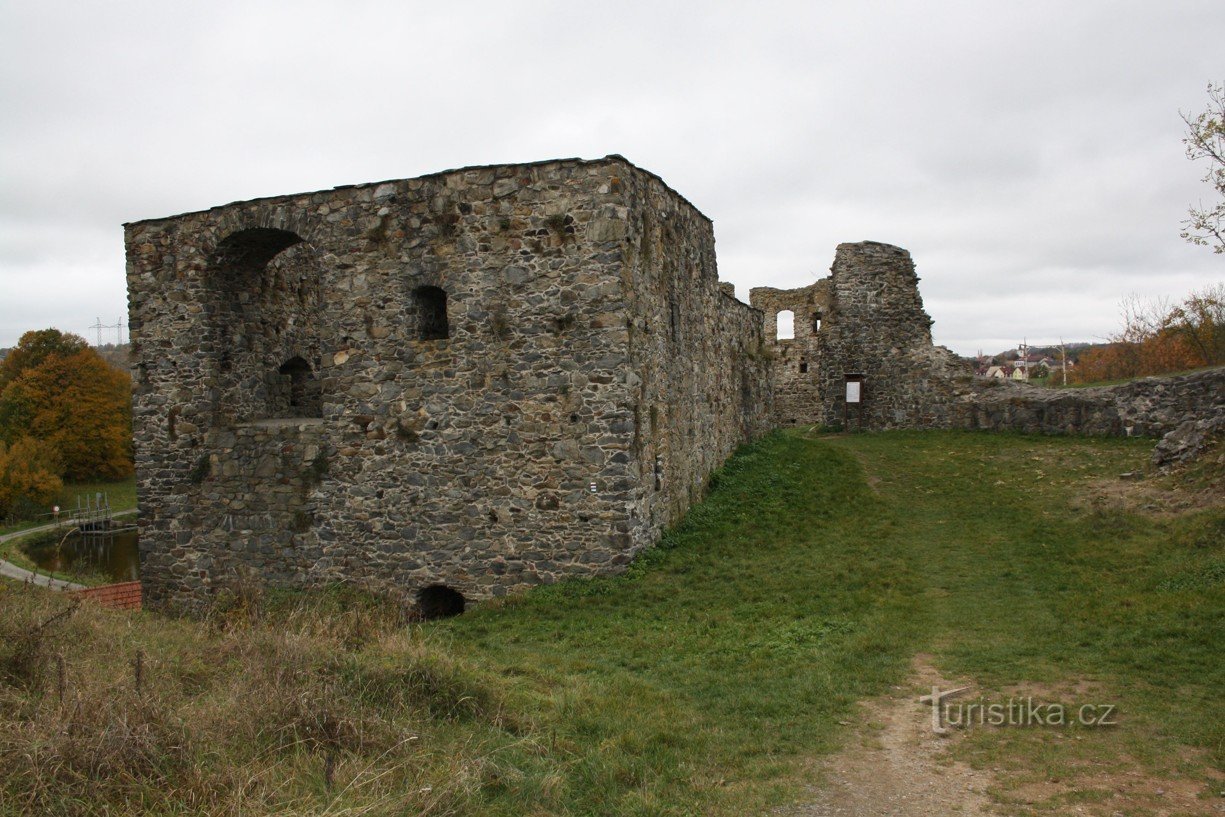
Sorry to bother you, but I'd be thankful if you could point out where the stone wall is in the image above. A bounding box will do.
[952,366,1225,444]
[126,156,772,612]
[617,170,773,549]
[751,242,967,429]
[173,420,328,592]
[126,155,1222,615]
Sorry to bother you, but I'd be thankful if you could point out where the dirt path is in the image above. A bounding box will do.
[781,655,997,816]
[780,656,1225,816]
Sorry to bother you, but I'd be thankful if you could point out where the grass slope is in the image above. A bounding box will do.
[0,433,1219,816]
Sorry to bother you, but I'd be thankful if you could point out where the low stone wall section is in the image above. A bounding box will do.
[952,367,1225,463]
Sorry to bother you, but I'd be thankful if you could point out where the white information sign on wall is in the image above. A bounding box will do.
[845,381,861,403]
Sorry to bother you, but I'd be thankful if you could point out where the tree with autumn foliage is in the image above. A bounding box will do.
[1181,82,1225,254]
[1167,284,1225,366]
[0,437,63,520]
[0,328,89,390]
[1073,284,1224,383]
[0,329,133,482]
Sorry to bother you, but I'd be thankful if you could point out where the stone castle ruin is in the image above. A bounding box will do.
[127,156,790,612]
[749,241,967,429]
[132,154,1215,614]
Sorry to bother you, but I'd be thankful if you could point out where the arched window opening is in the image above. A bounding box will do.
[812,312,822,332]
[414,286,449,340]
[207,227,320,423]
[799,361,809,373]
[213,228,302,276]
[776,310,795,340]
[418,584,465,619]
[273,356,321,418]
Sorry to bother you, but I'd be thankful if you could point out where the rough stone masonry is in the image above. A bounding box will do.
[127,156,790,612]
[749,241,969,429]
[122,155,1039,614]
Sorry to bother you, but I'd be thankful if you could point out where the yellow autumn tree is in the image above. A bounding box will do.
[0,437,63,520]
[0,329,90,390]
[0,342,133,481]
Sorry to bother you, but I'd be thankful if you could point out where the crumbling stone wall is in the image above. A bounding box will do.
[746,281,831,426]
[127,156,771,612]
[953,366,1225,448]
[173,420,328,586]
[751,242,967,429]
[130,155,1220,615]
[207,233,323,423]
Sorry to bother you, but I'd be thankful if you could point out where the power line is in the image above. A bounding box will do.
[88,317,106,347]
[86,317,127,347]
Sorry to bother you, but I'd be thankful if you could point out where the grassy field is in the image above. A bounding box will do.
[0,433,1220,816]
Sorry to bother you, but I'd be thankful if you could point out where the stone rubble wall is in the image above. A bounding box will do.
[747,281,830,427]
[818,242,968,429]
[126,156,774,612]
[952,367,1225,454]
[146,419,329,605]
[618,171,773,549]
[130,151,1219,616]
[1151,411,1225,469]
[209,240,324,424]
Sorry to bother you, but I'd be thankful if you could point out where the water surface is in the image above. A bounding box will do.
[23,528,139,584]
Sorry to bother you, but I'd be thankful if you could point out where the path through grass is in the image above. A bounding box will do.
[436,430,1221,813]
[2,433,1219,815]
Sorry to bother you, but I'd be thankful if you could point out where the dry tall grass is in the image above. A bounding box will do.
[0,581,536,816]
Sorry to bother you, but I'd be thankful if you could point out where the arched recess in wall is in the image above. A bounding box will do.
[777,310,795,340]
[274,356,321,417]
[206,227,323,422]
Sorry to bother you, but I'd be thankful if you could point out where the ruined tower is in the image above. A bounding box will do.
[750,241,967,429]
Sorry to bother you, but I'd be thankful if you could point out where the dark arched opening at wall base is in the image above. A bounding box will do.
[418,584,465,619]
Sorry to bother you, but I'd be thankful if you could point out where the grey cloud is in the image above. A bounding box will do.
[1,0,1222,354]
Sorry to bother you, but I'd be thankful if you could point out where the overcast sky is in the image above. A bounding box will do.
[1,0,1221,355]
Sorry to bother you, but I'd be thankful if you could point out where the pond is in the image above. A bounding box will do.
[22,528,140,584]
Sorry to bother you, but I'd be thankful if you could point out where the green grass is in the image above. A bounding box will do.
[441,430,1222,813]
[1,433,1220,815]
[818,434,1222,793]
[439,432,929,813]
[53,477,137,515]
